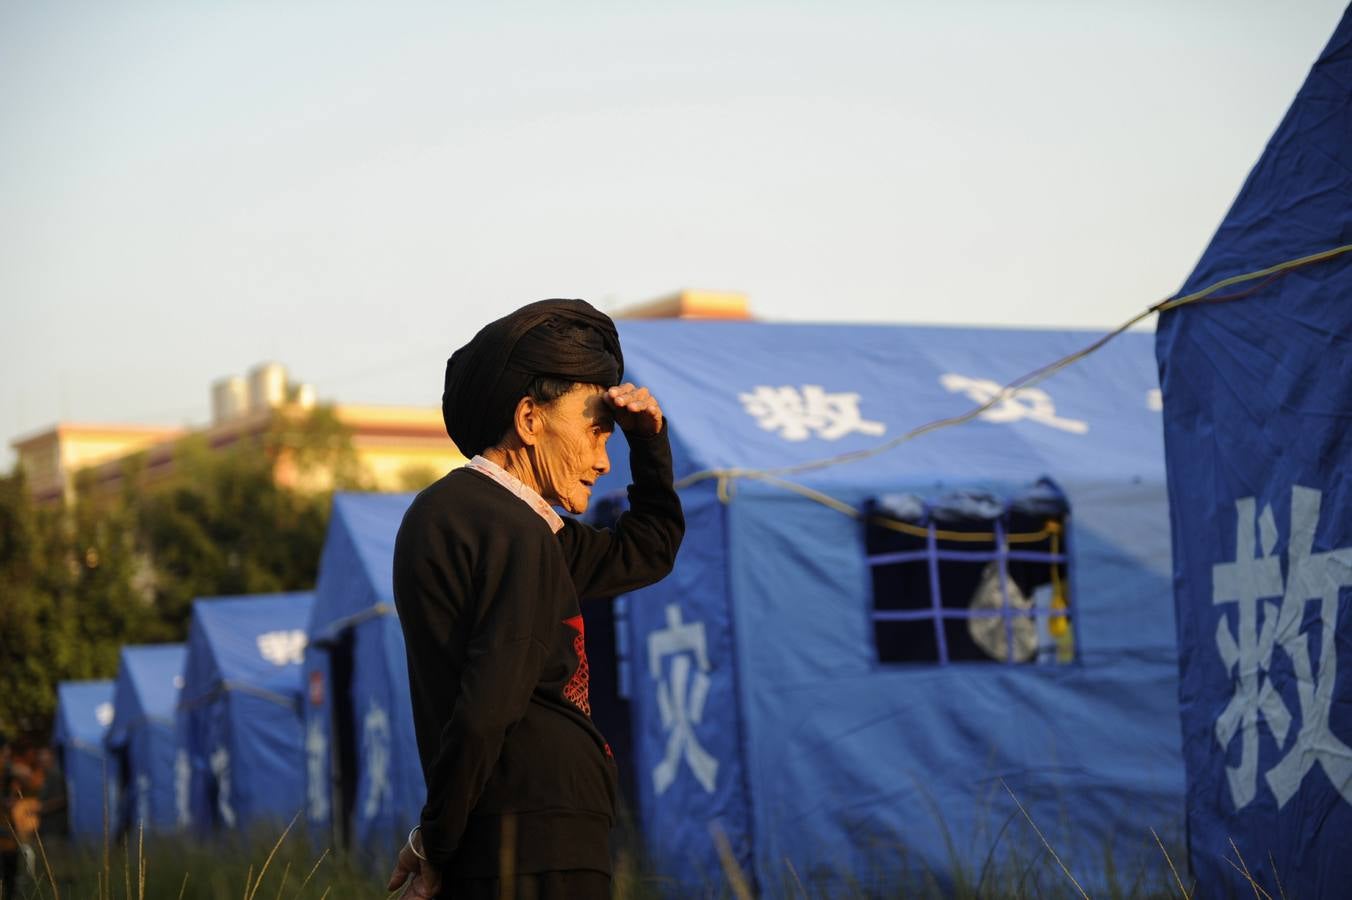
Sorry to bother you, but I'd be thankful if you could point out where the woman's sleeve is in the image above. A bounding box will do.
[558,423,685,600]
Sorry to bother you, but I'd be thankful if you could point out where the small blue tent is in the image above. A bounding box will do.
[105,644,186,834]
[1156,6,1352,898]
[51,680,116,840]
[590,319,1182,893]
[303,493,422,854]
[178,592,314,835]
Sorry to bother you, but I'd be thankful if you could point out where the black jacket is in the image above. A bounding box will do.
[393,426,684,876]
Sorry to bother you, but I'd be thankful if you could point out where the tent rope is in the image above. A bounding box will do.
[674,241,1352,517]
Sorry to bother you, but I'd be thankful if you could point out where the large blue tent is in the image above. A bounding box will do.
[303,492,422,854]
[51,680,116,841]
[178,592,314,835]
[590,319,1183,893]
[1156,7,1352,898]
[105,644,186,834]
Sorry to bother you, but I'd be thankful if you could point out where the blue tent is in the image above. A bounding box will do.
[51,680,115,840]
[591,319,1182,893]
[303,493,422,854]
[178,592,314,835]
[1156,7,1352,897]
[105,644,186,834]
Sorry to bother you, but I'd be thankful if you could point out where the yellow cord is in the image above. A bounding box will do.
[1049,527,1068,638]
[870,516,1055,544]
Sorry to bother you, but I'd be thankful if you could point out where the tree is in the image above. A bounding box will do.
[0,405,363,734]
[135,431,330,633]
[0,468,58,733]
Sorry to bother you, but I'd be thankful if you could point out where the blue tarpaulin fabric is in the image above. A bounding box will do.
[105,644,185,834]
[178,592,314,834]
[303,492,422,854]
[591,319,1181,893]
[51,680,115,840]
[1156,7,1352,897]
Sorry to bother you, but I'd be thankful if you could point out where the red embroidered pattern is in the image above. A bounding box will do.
[562,616,591,716]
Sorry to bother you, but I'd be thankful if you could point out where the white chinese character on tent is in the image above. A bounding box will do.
[95,702,114,727]
[1212,485,1352,810]
[209,746,236,828]
[738,385,886,442]
[362,704,391,820]
[306,719,330,823]
[256,630,307,666]
[175,749,192,827]
[940,373,1088,434]
[648,604,719,795]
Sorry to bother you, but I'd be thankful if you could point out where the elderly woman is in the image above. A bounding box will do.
[386,300,684,900]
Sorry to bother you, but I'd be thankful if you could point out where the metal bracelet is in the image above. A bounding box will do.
[407,825,428,861]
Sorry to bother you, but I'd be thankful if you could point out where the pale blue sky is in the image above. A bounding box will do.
[2,1,1346,466]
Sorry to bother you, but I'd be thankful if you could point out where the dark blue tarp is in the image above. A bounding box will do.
[105,644,185,834]
[178,592,314,834]
[303,492,422,854]
[1156,6,1352,897]
[591,319,1182,893]
[51,680,115,841]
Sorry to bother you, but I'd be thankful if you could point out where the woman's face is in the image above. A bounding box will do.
[532,384,615,514]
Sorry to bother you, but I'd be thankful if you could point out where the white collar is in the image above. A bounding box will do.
[465,455,565,534]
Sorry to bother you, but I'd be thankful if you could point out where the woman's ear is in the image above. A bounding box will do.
[513,395,542,447]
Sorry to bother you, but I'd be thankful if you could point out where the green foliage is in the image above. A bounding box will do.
[0,469,60,733]
[135,432,328,634]
[266,404,370,492]
[29,832,379,900]
[0,406,360,736]
[1,470,142,732]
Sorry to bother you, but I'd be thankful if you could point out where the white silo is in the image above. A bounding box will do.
[248,362,288,411]
[211,376,249,424]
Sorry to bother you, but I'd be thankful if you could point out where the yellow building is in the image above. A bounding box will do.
[13,405,466,506]
[323,404,462,492]
[12,363,465,505]
[12,291,752,505]
[12,422,187,505]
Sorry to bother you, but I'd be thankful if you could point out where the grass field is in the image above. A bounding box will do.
[6,820,1200,900]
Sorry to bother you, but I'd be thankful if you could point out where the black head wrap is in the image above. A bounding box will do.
[441,299,624,457]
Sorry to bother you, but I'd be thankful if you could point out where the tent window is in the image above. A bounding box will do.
[864,482,1075,666]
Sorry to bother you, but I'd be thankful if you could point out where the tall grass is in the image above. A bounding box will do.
[8,809,1199,900]
[12,828,371,900]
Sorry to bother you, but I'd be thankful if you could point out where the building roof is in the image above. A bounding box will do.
[615,289,752,320]
[10,421,185,451]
